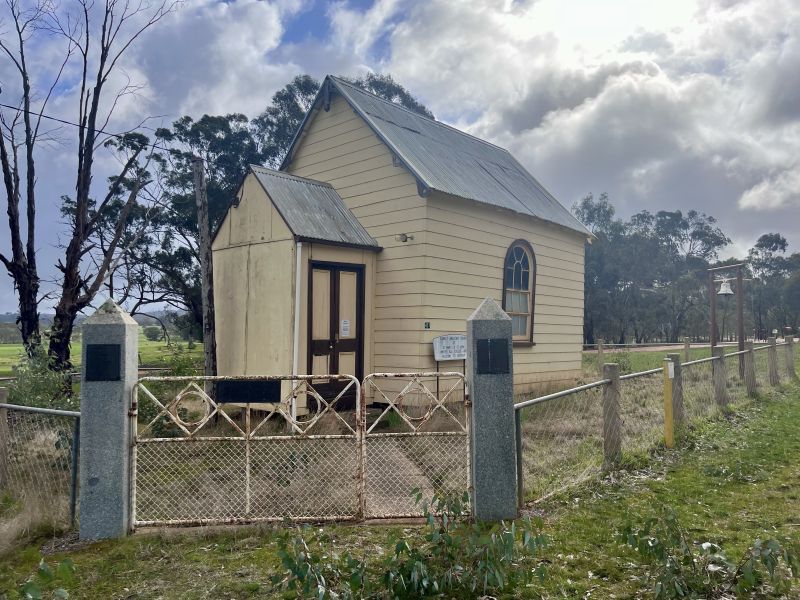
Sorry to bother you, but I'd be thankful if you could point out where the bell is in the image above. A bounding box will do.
[717,281,734,296]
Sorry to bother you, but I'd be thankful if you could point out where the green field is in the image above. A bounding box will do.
[1,379,798,598]
[0,330,203,378]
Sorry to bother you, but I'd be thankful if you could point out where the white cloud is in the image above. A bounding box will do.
[739,167,800,209]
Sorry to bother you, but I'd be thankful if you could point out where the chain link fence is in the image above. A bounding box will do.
[516,340,796,504]
[0,400,80,543]
[618,369,664,461]
[363,373,469,518]
[515,382,606,501]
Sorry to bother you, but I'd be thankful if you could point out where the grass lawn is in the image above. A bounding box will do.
[0,331,202,378]
[1,380,798,598]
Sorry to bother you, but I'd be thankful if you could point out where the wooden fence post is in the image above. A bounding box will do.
[0,387,8,488]
[712,347,729,408]
[785,336,796,379]
[667,353,684,427]
[597,342,604,375]
[768,337,780,386]
[602,363,622,467]
[744,341,757,396]
[684,338,691,363]
[663,358,675,448]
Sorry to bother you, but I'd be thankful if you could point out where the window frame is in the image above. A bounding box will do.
[501,239,537,346]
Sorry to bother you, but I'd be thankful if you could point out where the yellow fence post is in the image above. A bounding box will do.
[663,358,675,448]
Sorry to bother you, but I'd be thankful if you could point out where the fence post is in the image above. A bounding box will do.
[79,299,139,539]
[0,387,8,488]
[466,298,516,520]
[602,363,622,467]
[663,359,675,448]
[785,336,796,379]
[712,347,729,408]
[597,342,604,375]
[684,338,691,363]
[744,341,757,396]
[667,353,684,428]
[514,411,523,510]
[768,337,780,386]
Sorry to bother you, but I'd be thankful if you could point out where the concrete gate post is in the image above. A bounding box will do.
[466,297,517,521]
[79,300,138,539]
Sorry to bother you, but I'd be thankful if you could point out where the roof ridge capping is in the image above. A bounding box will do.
[327,76,509,154]
[249,164,334,188]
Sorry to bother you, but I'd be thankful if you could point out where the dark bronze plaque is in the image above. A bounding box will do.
[216,380,281,404]
[85,344,121,382]
[476,338,510,375]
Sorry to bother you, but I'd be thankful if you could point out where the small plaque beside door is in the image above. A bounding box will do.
[340,319,350,337]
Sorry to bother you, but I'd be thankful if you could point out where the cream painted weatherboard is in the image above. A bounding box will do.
[288,95,428,376]
[286,95,585,395]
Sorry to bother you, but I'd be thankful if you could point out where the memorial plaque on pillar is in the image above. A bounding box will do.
[476,338,510,374]
[85,344,121,381]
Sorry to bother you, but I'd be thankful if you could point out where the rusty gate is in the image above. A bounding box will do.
[130,372,470,528]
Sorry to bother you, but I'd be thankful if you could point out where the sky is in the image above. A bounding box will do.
[1,0,799,313]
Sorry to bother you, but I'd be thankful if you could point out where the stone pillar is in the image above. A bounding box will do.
[79,300,138,539]
[667,353,684,427]
[712,347,729,408]
[785,336,796,379]
[744,341,757,396]
[767,337,780,386]
[602,363,622,467]
[466,298,516,521]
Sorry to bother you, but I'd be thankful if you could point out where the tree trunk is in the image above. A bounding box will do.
[192,157,217,390]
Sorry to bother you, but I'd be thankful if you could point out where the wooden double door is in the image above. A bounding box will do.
[308,262,364,405]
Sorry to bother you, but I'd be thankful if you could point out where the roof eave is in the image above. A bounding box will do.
[295,235,382,252]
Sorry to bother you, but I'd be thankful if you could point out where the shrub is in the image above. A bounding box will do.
[143,326,162,342]
[271,490,548,598]
[8,349,74,410]
[620,505,799,598]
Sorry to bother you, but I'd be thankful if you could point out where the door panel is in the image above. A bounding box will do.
[308,262,364,409]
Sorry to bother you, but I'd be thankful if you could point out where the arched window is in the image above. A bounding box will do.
[502,240,536,343]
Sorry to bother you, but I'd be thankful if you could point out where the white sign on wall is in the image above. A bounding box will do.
[432,334,467,361]
[341,319,350,337]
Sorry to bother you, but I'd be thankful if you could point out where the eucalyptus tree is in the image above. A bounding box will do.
[0,0,177,368]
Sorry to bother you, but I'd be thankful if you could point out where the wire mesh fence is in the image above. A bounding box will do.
[516,382,606,502]
[0,403,80,534]
[753,346,771,389]
[132,375,362,526]
[681,359,718,423]
[618,369,664,461]
[363,373,469,518]
[516,340,795,504]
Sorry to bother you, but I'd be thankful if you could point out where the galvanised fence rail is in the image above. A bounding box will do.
[0,389,80,530]
[515,336,797,505]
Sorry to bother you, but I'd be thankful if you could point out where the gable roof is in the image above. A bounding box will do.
[249,166,380,250]
[282,75,591,237]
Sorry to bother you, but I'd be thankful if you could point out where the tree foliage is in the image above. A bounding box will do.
[576,194,799,344]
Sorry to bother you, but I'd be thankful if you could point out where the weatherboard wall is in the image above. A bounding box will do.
[422,191,585,393]
[287,94,428,375]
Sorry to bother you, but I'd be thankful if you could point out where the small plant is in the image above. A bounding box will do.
[18,557,75,599]
[8,349,74,410]
[620,505,799,598]
[271,490,548,598]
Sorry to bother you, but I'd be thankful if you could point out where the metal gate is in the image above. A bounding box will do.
[131,374,362,527]
[130,372,470,527]
[362,372,470,518]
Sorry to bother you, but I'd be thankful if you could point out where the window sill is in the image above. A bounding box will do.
[512,340,536,348]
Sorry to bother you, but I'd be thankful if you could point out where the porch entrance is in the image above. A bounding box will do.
[308,262,364,407]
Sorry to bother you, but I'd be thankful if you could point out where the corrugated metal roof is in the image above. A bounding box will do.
[250,166,379,250]
[323,76,591,237]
